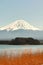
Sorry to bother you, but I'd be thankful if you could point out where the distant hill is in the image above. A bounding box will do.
[0,37,41,45]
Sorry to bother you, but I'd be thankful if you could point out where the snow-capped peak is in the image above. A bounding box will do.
[0,20,40,31]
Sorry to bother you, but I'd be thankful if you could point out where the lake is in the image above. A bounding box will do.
[0,45,43,53]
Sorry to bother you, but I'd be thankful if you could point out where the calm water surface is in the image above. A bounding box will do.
[0,45,43,49]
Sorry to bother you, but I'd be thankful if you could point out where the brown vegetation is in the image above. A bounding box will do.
[0,51,43,65]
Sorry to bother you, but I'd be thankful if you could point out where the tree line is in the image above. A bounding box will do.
[0,37,41,45]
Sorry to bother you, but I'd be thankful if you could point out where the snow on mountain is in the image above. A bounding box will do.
[0,20,40,31]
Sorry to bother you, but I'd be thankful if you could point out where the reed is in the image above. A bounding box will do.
[0,50,43,65]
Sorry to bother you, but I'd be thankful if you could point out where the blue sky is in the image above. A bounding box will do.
[0,0,43,29]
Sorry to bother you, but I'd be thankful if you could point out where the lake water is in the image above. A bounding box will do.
[0,45,43,54]
[0,45,43,49]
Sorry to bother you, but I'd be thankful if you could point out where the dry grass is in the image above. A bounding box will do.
[0,51,43,65]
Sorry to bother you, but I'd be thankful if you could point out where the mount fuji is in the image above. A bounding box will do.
[0,20,40,31]
[0,20,43,40]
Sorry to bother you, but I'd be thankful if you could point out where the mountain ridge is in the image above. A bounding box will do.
[0,29,43,40]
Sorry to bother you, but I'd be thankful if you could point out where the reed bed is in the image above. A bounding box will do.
[0,50,43,65]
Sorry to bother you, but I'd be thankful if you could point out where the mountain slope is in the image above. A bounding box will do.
[0,20,40,31]
[0,29,43,40]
